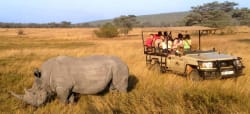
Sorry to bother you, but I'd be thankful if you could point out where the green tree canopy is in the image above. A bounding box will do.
[113,15,139,36]
[60,21,71,28]
[185,1,238,28]
[232,8,250,25]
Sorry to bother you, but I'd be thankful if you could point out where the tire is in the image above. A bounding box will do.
[188,69,202,81]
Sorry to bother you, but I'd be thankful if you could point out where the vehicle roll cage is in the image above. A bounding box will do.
[141,26,218,55]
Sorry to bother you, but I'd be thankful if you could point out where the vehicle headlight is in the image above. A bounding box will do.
[234,59,243,67]
[198,62,213,69]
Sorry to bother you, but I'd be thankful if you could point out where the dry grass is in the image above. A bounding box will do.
[0,27,250,114]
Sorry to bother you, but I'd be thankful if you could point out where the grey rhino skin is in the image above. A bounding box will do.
[11,55,129,107]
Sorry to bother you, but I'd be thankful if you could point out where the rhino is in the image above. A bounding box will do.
[10,55,129,107]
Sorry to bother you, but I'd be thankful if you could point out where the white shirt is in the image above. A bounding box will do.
[161,42,167,49]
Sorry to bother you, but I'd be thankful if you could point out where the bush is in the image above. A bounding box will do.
[17,29,24,35]
[94,23,119,38]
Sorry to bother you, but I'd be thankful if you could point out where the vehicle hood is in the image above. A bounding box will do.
[186,52,236,61]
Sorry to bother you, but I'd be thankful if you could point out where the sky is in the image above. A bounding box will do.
[0,0,249,23]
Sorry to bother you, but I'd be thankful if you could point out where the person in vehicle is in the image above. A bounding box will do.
[163,31,168,39]
[153,31,164,53]
[145,34,154,47]
[152,31,162,40]
[183,34,192,51]
[144,34,154,53]
[173,33,184,55]
[160,39,167,53]
[167,37,173,52]
[162,32,174,53]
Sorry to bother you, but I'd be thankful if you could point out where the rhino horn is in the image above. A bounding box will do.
[9,91,23,100]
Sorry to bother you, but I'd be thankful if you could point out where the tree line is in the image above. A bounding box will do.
[0,21,93,28]
[94,1,250,38]
[184,1,250,27]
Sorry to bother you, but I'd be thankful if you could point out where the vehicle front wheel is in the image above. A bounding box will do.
[188,69,202,81]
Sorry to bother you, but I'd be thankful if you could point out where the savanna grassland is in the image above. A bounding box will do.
[0,27,250,114]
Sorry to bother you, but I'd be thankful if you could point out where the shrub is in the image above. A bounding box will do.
[17,29,24,35]
[94,23,119,38]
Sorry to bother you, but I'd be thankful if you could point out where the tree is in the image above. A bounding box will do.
[113,15,139,36]
[94,23,119,38]
[185,13,202,26]
[232,8,250,25]
[81,23,91,27]
[48,22,59,28]
[184,1,238,27]
[60,21,71,28]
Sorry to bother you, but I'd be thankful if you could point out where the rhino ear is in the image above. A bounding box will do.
[34,68,41,78]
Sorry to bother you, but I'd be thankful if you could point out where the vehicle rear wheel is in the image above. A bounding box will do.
[188,69,202,81]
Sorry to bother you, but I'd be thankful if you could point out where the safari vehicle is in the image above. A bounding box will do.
[142,26,245,80]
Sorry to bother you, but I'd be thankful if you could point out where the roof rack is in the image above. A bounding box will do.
[142,26,218,32]
[141,26,218,51]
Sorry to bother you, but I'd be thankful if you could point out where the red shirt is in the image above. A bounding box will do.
[153,34,161,40]
[145,38,153,47]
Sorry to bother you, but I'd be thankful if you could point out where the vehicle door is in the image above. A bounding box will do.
[167,55,186,73]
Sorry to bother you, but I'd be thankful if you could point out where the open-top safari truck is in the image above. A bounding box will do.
[141,26,245,80]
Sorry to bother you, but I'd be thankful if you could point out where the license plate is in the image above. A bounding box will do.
[221,71,234,75]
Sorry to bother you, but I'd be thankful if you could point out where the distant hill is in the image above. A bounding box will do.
[85,12,190,27]
[137,12,189,26]
[0,12,189,28]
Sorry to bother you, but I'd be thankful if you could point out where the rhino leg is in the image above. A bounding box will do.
[115,78,128,92]
[68,92,80,103]
[112,70,129,92]
[109,83,115,91]
[56,87,71,104]
[68,94,74,103]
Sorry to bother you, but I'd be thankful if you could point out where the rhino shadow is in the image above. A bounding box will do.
[127,74,139,92]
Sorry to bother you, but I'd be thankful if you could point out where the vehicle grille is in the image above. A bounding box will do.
[200,60,243,78]
[214,60,234,69]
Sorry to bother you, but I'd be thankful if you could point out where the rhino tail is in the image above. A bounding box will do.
[34,68,41,78]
